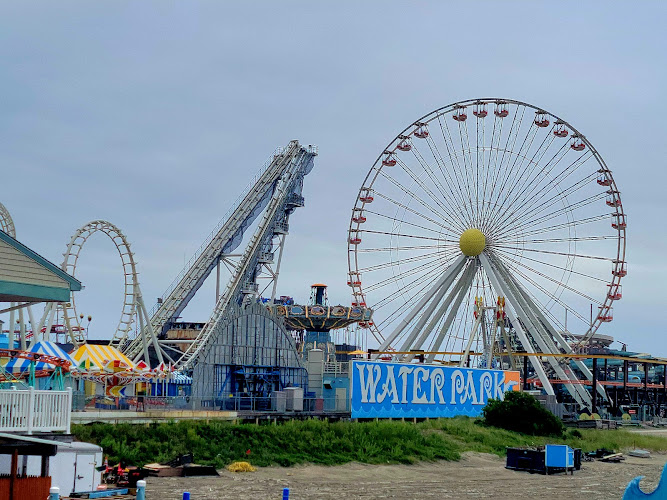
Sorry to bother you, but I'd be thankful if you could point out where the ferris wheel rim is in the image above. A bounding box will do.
[348,98,625,348]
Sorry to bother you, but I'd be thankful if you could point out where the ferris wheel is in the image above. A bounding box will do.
[347,98,626,408]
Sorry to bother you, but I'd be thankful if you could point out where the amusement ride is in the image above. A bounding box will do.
[347,98,626,409]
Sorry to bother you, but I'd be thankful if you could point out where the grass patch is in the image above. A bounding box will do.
[72,417,667,468]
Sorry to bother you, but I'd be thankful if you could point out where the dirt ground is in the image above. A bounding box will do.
[143,452,667,500]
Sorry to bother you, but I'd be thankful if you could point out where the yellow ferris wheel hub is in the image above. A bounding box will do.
[459,228,486,256]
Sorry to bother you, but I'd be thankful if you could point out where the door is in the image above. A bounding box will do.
[73,454,96,493]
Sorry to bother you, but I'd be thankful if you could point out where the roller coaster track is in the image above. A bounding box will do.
[38,221,161,363]
[123,140,317,367]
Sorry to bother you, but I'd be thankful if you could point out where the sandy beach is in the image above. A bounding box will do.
[143,452,667,500]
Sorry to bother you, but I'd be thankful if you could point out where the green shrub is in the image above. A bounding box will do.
[482,392,564,436]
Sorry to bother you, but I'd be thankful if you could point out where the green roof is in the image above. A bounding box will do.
[0,229,81,302]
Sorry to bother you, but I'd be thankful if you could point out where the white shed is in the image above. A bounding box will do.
[0,437,103,496]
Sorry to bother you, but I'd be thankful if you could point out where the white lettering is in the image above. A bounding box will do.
[463,371,480,404]
[494,372,504,400]
[451,369,464,404]
[357,364,382,403]
[398,366,414,403]
[412,367,430,404]
[377,366,400,404]
[478,372,493,404]
[430,368,445,404]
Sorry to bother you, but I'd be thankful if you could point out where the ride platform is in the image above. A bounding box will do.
[267,303,372,332]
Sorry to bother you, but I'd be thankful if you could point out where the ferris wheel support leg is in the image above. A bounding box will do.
[460,313,484,368]
[410,263,476,361]
[493,256,594,408]
[510,279,608,403]
[500,326,517,371]
[489,255,591,409]
[480,254,556,397]
[425,266,477,363]
[397,257,469,356]
[378,255,467,353]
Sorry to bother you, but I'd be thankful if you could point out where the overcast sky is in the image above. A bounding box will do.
[1,2,666,355]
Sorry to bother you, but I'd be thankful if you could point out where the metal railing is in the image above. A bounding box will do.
[324,361,349,375]
[75,395,350,414]
[0,387,72,434]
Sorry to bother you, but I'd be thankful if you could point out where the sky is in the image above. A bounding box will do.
[1,2,666,354]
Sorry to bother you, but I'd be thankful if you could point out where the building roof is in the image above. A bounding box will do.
[0,230,81,303]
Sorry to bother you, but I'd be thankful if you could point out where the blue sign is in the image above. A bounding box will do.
[350,360,520,419]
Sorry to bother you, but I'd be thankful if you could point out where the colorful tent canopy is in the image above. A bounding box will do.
[4,341,76,373]
[170,372,192,384]
[71,344,134,372]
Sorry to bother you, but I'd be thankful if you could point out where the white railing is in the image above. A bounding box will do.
[324,361,349,376]
[0,388,72,434]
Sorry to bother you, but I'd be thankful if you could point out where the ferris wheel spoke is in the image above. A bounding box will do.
[357,249,449,274]
[377,169,467,232]
[358,244,448,253]
[409,144,470,222]
[490,244,613,262]
[490,128,557,228]
[495,235,617,245]
[480,117,503,226]
[363,209,458,237]
[502,214,611,239]
[481,108,528,229]
[360,229,456,244]
[494,143,571,229]
[436,115,477,222]
[500,143,573,222]
[491,190,605,243]
[371,190,464,235]
[486,108,537,224]
[394,156,470,229]
[365,255,453,297]
[455,113,478,225]
[491,154,596,232]
[492,246,608,284]
[492,250,603,306]
[422,134,476,222]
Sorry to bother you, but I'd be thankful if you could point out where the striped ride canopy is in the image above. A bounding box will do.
[4,341,76,373]
[71,344,135,373]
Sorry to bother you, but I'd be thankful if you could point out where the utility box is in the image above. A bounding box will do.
[271,391,287,412]
[545,444,574,473]
[284,387,304,411]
